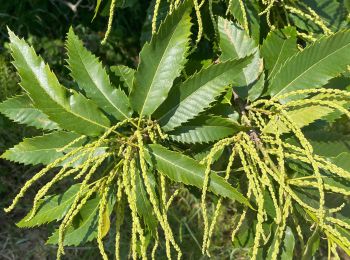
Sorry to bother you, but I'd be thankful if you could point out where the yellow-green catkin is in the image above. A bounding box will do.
[324,225,350,248]
[206,148,236,254]
[28,157,83,221]
[115,176,124,260]
[160,175,171,259]
[326,217,350,231]
[270,115,286,224]
[282,99,350,119]
[57,181,101,259]
[151,232,160,260]
[56,135,86,152]
[58,154,109,254]
[259,0,276,29]
[97,168,118,260]
[238,0,249,33]
[277,109,325,227]
[200,135,236,253]
[270,196,291,260]
[124,157,140,260]
[297,1,333,35]
[136,130,181,258]
[152,0,161,34]
[330,241,340,260]
[4,144,86,213]
[284,4,330,35]
[236,143,264,260]
[166,188,180,210]
[101,0,117,44]
[193,0,203,44]
[272,88,350,101]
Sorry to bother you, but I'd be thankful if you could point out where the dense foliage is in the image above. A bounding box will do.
[1,0,350,259]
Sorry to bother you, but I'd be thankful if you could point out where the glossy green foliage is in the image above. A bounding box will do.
[130,0,192,116]
[17,185,81,227]
[145,144,252,208]
[156,58,252,131]
[66,28,132,121]
[1,132,82,166]
[0,94,59,130]
[268,30,350,97]
[8,29,110,136]
[2,1,350,259]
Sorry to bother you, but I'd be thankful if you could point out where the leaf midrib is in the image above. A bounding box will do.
[12,37,109,132]
[273,41,350,97]
[268,39,288,79]
[152,150,204,181]
[24,60,108,131]
[138,15,187,118]
[70,42,130,120]
[159,68,230,123]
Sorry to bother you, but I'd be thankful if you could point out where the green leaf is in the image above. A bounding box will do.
[144,144,252,208]
[266,226,295,259]
[280,227,295,260]
[330,152,350,172]
[305,131,350,158]
[17,184,81,227]
[156,58,252,131]
[47,193,115,246]
[218,17,263,100]
[302,227,320,260]
[1,132,83,166]
[261,26,298,80]
[66,28,132,121]
[268,30,350,97]
[218,17,257,61]
[130,0,192,116]
[47,197,100,246]
[228,0,260,42]
[8,29,110,136]
[263,98,348,133]
[289,0,348,35]
[169,115,244,144]
[0,94,59,130]
[110,65,135,93]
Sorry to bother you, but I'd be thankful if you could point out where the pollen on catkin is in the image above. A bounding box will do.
[101,0,117,44]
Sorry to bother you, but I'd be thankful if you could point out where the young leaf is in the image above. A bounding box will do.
[66,28,132,121]
[218,17,263,100]
[1,132,83,166]
[110,65,135,93]
[169,115,244,144]
[261,26,298,80]
[268,30,350,97]
[156,58,252,131]
[17,184,81,227]
[130,0,192,116]
[8,29,110,136]
[144,144,252,208]
[280,227,295,260]
[0,94,59,130]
